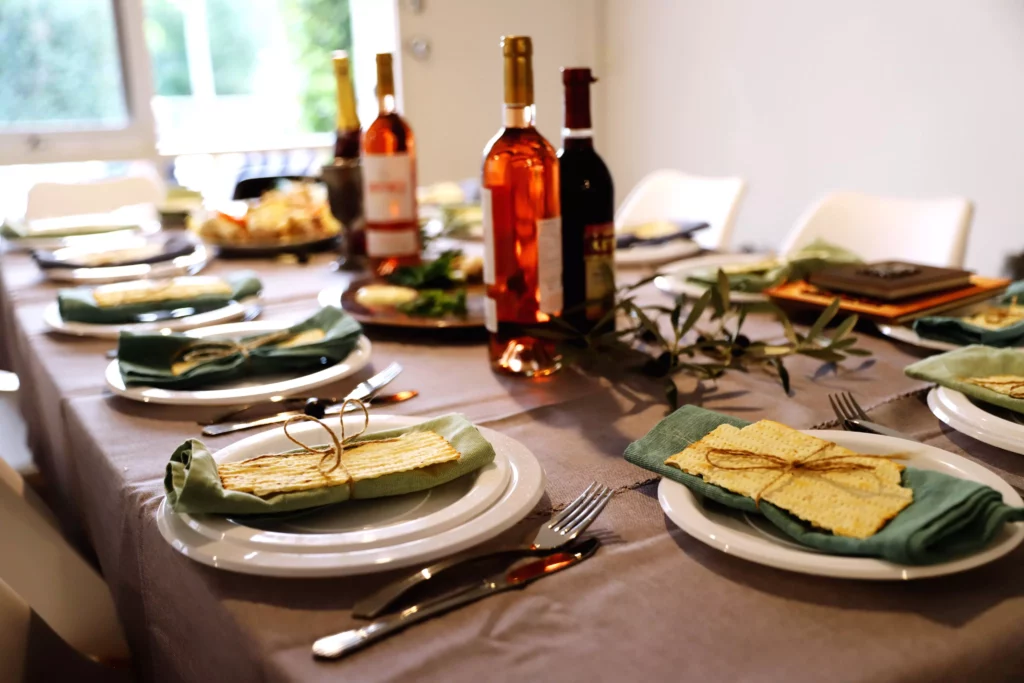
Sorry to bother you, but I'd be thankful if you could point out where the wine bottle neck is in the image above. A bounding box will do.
[562,130,594,150]
[503,104,536,129]
[377,93,397,115]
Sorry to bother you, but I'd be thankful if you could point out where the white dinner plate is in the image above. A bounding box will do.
[44,295,260,339]
[928,386,1024,456]
[659,429,1024,580]
[654,252,777,303]
[39,242,211,284]
[875,323,960,352]
[105,320,371,406]
[156,414,546,576]
[615,239,702,267]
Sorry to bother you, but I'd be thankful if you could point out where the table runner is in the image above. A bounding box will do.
[2,250,1023,682]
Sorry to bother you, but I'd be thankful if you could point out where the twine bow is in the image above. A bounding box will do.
[965,377,1024,398]
[268,400,402,491]
[171,330,293,368]
[704,443,902,506]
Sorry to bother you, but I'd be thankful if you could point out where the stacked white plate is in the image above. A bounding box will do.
[157,414,546,576]
[927,386,1024,455]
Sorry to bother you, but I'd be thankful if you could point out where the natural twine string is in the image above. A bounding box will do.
[268,400,403,492]
[703,443,902,506]
[170,330,293,367]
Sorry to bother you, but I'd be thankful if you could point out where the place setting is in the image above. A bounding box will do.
[31,230,210,284]
[626,397,1024,580]
[44,271,264,339]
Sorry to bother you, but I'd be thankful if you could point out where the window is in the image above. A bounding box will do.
[0,0,390,165]
[144,0,355,155]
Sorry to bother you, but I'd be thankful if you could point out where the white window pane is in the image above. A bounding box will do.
[0,0,129,130]
[145,0,354,154]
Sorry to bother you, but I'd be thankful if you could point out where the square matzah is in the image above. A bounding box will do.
[218,430,460,497]
[666,420,912,539]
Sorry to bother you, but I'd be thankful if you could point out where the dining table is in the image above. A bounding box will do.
[1,245,1022,683]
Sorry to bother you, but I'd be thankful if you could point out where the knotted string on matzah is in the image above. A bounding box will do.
[275,398,406,490]
[170,329,293,368]
[703,443,904,506]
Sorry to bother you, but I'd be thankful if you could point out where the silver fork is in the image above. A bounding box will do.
[352,482,613,619]
[828,391,916,441]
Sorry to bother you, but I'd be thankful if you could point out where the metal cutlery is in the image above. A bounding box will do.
[352,482,613,620]
[313,537,601,660]
[202,362,403,436]
[829,391,918,441]
[202,389,419,426]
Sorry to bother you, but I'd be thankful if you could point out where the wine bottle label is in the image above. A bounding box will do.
[485,296,497,333]
[366,227,419,257]
[481,188,495,286]
[537,216,563,314]
[363,153,415,223]
[584,221,616,319]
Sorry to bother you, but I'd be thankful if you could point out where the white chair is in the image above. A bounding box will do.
[614,170,747,250]
[781,191,974,268]
[25,176,164,221]
[0,456,132,680]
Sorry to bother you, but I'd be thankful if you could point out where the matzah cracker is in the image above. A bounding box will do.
[218,430,460,497]
[92,276,231,308]
[666,420,912,539]
[962,305,1024,330]
[964,375,1024,399]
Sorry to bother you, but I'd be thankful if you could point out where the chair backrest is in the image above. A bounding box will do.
[0,458,129,666]
[781,191,974,267]
[614,170,747,250]
[0,576,131,683]
[25,176,164,221]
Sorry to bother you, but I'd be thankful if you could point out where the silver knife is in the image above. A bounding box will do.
[312,538,600,660]
[202,362,402,436]
[844,418,918,442]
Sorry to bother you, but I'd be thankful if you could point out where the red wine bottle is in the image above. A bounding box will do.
[558,67,615,334]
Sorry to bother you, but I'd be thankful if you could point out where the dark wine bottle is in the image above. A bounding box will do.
[558,67,615,334]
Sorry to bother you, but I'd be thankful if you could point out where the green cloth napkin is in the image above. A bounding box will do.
[165,413,496,515]
[624,405,1024,565]
[118,306,362,390]
[905,345,1024,415]
[912,281,1024,348]
[57,271,262,324]
[685,239,862,293]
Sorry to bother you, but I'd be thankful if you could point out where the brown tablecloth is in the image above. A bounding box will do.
[2,249,1023,683]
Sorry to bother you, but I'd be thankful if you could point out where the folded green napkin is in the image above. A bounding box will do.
[625,405,1024,565]
[905,345,1024,415]
[57,271,262,324]
[118,306,362,390]
[912,281,1024,348]
[165,414,496,515]
[685,239,862,293]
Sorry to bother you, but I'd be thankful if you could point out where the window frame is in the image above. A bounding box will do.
[0,0,158,165]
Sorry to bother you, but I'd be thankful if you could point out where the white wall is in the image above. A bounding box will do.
[397,0,602,185]
[603,0,1024,274]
